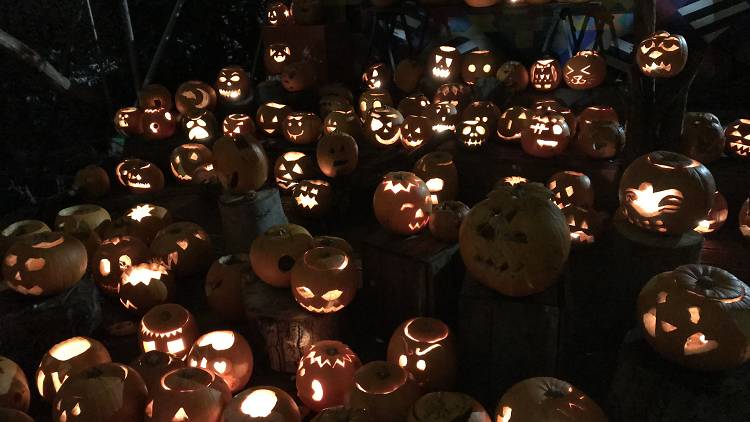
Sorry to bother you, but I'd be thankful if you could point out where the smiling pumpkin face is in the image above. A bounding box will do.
[267,1,292,25]
[139,303,199,359]
[496,106,529,141]
[637,31,688,78]
[291,246,358,314]
[284,112,322,145]
[316,132,359,177]
[216,66,250,103]
[400,115,433,151]
[563,50,607,90]
[115,159,165,194]
[264,42,292,75]
[295,340,361,412]
[365,107,404,147]
[373,172,432,235]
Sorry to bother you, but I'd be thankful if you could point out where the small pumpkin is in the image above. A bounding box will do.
[429,45,461,83]
[496,61,529,93]
[495,377,607,422]
[281,61,317,92]
[114,107,143,137]
[284,112,322,145]
[274,151,316,191]
[139,303,199,359]
[92,235,150,296]
[373,172,432,235]
[679,112,725,164]
[222,386,300,422]
[408,392,490,422]
[291,246,358,313]
[181,108,219,144]
[425,101,458,133]
[413,151,458,204]
[187,330,254,393]
[267,1,293,25]
[317,132,359,177]
[725,119,750,159]
[144,367,231,422]
[323,109,361,137]
[249,224,314,287]
[458,119,489,150]
[119,260,175,314]
[694,191,728,234]
[347,361,420,422]
[740,198,750,239]
[36,336,112,402]
[433,83,471,111]
[394,58,424,94]
[429,200,470,242]
[139,84,172,110]
[115,159,165,194]
[575,119,625,159]
[547,170,594,209]
[461,101,501,137]
[264,42,292,75]
[223,114,256,139]
[358,89,393,120]
[170,143,213,183]
[296,340,361,412]
[529,58,561,92]
[212,136,269,194]
[205,254,249,322]
[563,205,604,245]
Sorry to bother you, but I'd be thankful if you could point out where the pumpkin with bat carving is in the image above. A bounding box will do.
[284,112,322,145]
[291,246,358,314]
[619,151,715,235]
[170,143,213,183]
[256,102,291,137]
[496,61,529,93]
[187,331,253,393]
[181,108,219,144]
[52,363,147,422]
[529,58,561,91]
[292,179,333,217]
[409,392,490,422]
[429,46,461,83]
[281,61,317,92]
[212,136,269,194]
[274,151,316,191]
[575,119,625,159]
[358,89,393,120]
[115,159,165,194]
[295,340,361,412]
[119,260,175,314]
[317,132,359,177]
[365,107,404,147]
[92,235,150,297]
[521,110,571,157]
[725,119,750,159]
[373,172,432,235]
[679,112,725,164]
[496,106,529,142]
[131,351,185,391]
[400,115,433,151]
[205,254,249,322]
[323,109,361,137]
[0,356,30,412]
[144,367,231,421]
[250,224,314,287]
[547,171,594,210]
[461,50,496,84]
[562,205,604,246]
[3,232,87,296]
[563,50,607,90]
[139,84,172,110]
[636,31,688,78]
[72,164,110,199]
[175,80,217,114]
[495,377,607,422]
[216,66,251,104]
[36,336,112,402]
[638,265,750,371]
[267,1,292,25]
[139,303,199,359]
[222,386,301,422]
[429,201,470,242]
[459,183,570,296]
[348,361,420,422]
[141,108,176,140]
[362,63,391,90]
[398,95,431,118]
[114,107,143,137]
[151,222,212,277]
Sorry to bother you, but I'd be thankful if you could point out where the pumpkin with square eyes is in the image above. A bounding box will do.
[576,119,625,159]
[180,109,218,144]
[267,1,293,25]
[363,63,391,90]
[529,58,561,92]
[256,102,291,137]
[151,222,213,277]
[461,50,496,85]
[679,112,725,164]
[139,84,172,110]
[495,377,606,422]
[461,101,500,137]
[398,95,431,118]
[114,107,143,137]
[619,151,715,235]
[212,135,269,193]
[694,191,727,234]
[3,232,87,296]
[291,246,358,313]
[394,58,424,94]
[400,115,433,151]
[414,151,458,205]
[119,260,175,314]
[139,303,199,359]
[374,172,432,235]
[359,89,393,120]
[547,171,594,209]
[348,361,420,422]
[496,61,529,93]
[562,205,603,246]
[131,351,185,392]
[521,110,570,157]
[365,107,404,147]
[275,151,316,191]
[323,109,361,139]
[0,356,30,412]
[170,143,213,183]
[36,337,112,402]
[116,158,165,194]
[317,132,359,177]
[563,50,607,90]
[496,106,529,141]
[223,386,300,422]
[725,119,750,159]
[292,179,333,217]
[216,66,251,103]
[250,224,314,287]
[458,120,488,150]
[425,101,458,133]
[264,42,292,75]
[187,331,254,393]
[433,83,471,112]
[296,340,361,412]
[637,30,688,78]
[281,61,317,92]
[141,108,176,140]
[205,254,249,322]
[144,367,231,422]
[429,201,469,243]
[430,45,461,83]
[284,112,322,145]
[92,235,150,297]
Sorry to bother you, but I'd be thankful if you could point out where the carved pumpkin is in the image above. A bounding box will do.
[292,179,333,217]
[114,107,143,137]
[170,143,213,183]
[534,100,577,135]
[139,84,172,110]
[694,191,728,234]
[429,201,470,242]
[131,351,185,392]
[313,236,353,255]
[496,61,529,93]
[458,120,489,150]
[205,254,249,322]
[222,386,300,422]
[187,331,253,393]
[319,84,353,118]
[141,108,176,140]
[119,260,175,314]
[323,109,361,137]
[52,363,147,422]
[496,176,530,188]
[72,164,110,199]
[223,114,255,139]
[496,106,529,141]
[139,303,199,359]
[408,392,490,422]
[365,106,404,147]
[429,46,461,83]
[394,58,424,94]
[347,361,420,422]
[521,110,571,157]
[563,205,603,245]
[373,172,432,235]
[398,95,431,118]
[92,235,150,296]
[291,246,358,313]
[216,66,251,104]
[264,42,292,75]
[529,58,561,91]
[144,367,231,422]
[578,105,619,128]
[637,31,688,78]
[281,61,316,92]
[679,112,725,164]
[267,1,292,25]
[461,50,496,84]
[426,101,458,133]
[212,136,269,194]
[296,340,361,412]
[55,204,110,235]
[387,317,456,392]
[638,265,750,371]
[547,171,594,209]
[358,89,393,120]
[317,132,359,177]
[104,203,172,245]
[273,152,314,191]
[181,109,219,144]
[495,377,606,422]
[256,102,291,137]
[740,198,750,239]
[3,232,87,296]
[459,183,570,296]
[401,115,433,151]
[175,80,217,114]
[284,112,322,145]
[115,159,165,194]
[433,83,471,111]
[575,119,625,159]
[0,356,30,412]
[362,63,391,90]
[461,101,500,137]
[36,336,111,402]
[151,222,212,277]
[725,119,750,159]
[563,50,607,90]
[413,152,458,205]
[250,224,314,287]
[619,151,715,235]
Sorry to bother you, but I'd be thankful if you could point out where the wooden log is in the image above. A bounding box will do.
[608,330,750,422]
[218,188,288,254]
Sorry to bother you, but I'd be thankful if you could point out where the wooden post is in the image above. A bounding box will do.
[218,188,288,254]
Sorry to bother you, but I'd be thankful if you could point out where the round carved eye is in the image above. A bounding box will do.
[398,354,408,366]
[468,64,476,73]
[483,64,492,73]
[186,120,195,128]
[296,286,315,299]
[99,258,111,276]
[416,359,426,370]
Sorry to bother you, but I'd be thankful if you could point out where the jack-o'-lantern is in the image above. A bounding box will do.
[365,107,404,147]
[291,0,322,24]
[3,232,87,296]
[181,109,219,144]
[205,254,248,322]
[740,198,750,239]
[426,101,458,133]
[387,317,456,392]
[495,377,606,422]
[139,84,172,110]
[55,204,110,235]
[115,159,165,194]
[578,105,619,128]
[694,191,727,234]
[292,179,333,217]
[433,83,471,111]
[430,46,461,83]
[141,108,176,140]
[223,114,255,139]
[429,201,470,242]
[284,112,322,144]
[725,119,750,159]
[529,58,561,92]
[563,50,607,90]
[317,132,359,177]
[459,183,570,296]
[373,172,432,235]
[458,120,489,150]
[362,63,391,90]
[104,203,171,245]
[1,220,50,259]
[547,171,594,209]
[413,153,458,204]
[534,100,577,135]
[114,107,143,137]
[312,236,354,255]
[36,336,111,402]
[576,119,625,159]
[267,1,292,25]
[496,176,529,188]
[222,386,300,422]
[638,265,750,371]
[679,112,725,164]
[619,151,715,235]
[175,80,217,114]
[170,143,213,183]
[291,246,358,313]
[140,303,199,359]
[563,205,603,245]
[187,331,253,393]
[257,102,291,137]
[398,95,431,118]
[358,89,393,120]
[216,66,251,104]
[72,164,110,199]
[461,101,500,136]
[521,110,570,157]
[394,58,424,93]
[409,392,490,422]
[275,151,316,191]
[250,224,314,287]
[119,260,175,314]
[348,361,420,422]
[461,50,496,84]
[323,109,361,137]
[52,363,147,422]
[496,106,529,141]
[131,351,185,391]
[92,235,150,296]
[496,61,529,93]
[151,222,212,277]
[296,340,361,412]
[400,115,433,151]
[212,136,269,193]
[144,367,231,422]
[0,356,30,412]
[637,31,688,78]
[281,61,316,92]
[265,42,292,75]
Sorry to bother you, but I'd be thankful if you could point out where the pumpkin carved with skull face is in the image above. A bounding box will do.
[521,110,571,157]
[36,336,112,402]
[563,50,607,90]
[151,222,212,277]
[187,331,254,393]
[212,136,269,194]
[637,31,688,78]
[139,303,199,359]
[119,260,175,314]
[400,115,433,151]
[144,367,231,422]
[141,108,176,140]
[362,63,391,90]
[170,143,213,183]
[115,159,165,194]
[365,107,404,147]
[529,58,561,91]
[92,235,150,297]
[0,356,30,412]
[292,180,333,217]
[275,151,316,191]
[348,361,420,422]
[461,101,500,137]
[181,109,219,144]
[461,50,496,85]
[264,42,292,75]
[458,120,489,150]
[547,171,594,210]
[222,386,301,422]
[496,106,529,142]
[317,132,359,177]
[284,112,322,145]
[495,377,607,422]
[175,80,217,114]
[216,66,251,104]
[725,119,750,159]
[430,46,461,83]
[679,112,725,164]
[291,246,358,313]
[250,224,314,287]
[496,61,529,93]
[373,172,432,235]
[296,340,361,412]
[256,102,291,137]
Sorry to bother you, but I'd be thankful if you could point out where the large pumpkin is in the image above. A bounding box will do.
[249,224,314,287]
[636,31,688,78]
[139,303,199,359]
[284,112,322,145]
[459,183,570,296]
[295,340,361,412]
[347,361,420,422]
[408,392,490,422]
[291,246,358,313]
[373,172,432,235]
[317,132,359,177]
[1,220,51,258]
[151,222,212,277]
[679,112,725,164]
[145,367,231,422]
[0,356,30,412]
[187,330,254,393]
[619,151,715,235]
[495,377,606,422]
[36,336,112,402]
[222,386,301,422]
[563,50,607,90]
[205,254,249,322]
[212,136,269,194]
[92,235,150,296]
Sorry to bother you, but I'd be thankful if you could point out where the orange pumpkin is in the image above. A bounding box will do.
[131,351,185,392]
[212,136,269,194]
[292,179,334,217]
[72,164,110,199]
[365,107,404,148]
[529,58,561,92]
[317,132,359,177]
[563,50,607,90]
[139,303,199,359]
[92,235,150,297]
[115,159,165,194]
[429,200,470,242]
[394,58,424,94]
[461,50,496,84]
[141,108,177,140]
[274,151,317,191]
[495,377,606,422]
[222,386,301,422]
[291,246,358,313]
[0,356,30,412]
[175,80,217,114]
[151,222,213,277]
[256,102,291,137]
[694,191,728,234]
[408,392,490,422]
[398,95,431,118]
[296,340,361,412]
[520,110,571,158]
[139,84,172,109]
[413,151,458,204]
[284,112,322,145]
[170,143,213,183]
[547,171,594,210]
[496,61,529,93]
[373,172,432,235]
[114,107,143,137]
[362,63,391,90]
[36,336,112,402]
[187,331,254,393]
[358,89,394,120]
[250,224,314,287]
[119,260,175,314]
[205,254,249,322]
[145,367,231,421]
[347,361,420,422]
[429,46,461,83]
[496,106,529,142]
[400,115,433,151]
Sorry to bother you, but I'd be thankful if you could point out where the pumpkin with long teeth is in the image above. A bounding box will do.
[725,119,750,159]
[170,143,213,183]
[274,151,316,191]
[283,112,322,144]
[36,337,112,402]
[358,89,393,120]
[212,136,269,193]
[139,303,199,359]
[563,205,603,246]
[398,95,431,118]
[216,66,251,103]
[563,50,606,90]
[119,260,175,314]
[250,224,314,287]
[174,80,217,114]
[138,84,172,110]
[637,30,688,78]
[461,50,496,85]
[373,172,432,235]
[458,119,488,149]
[256,102,291,137]
[291,246,357,313]
[267,1,292,25]
[547,170,594,209]
[520,110,570,157]
[317,132,359,177]
[425,101,458,133]
[144,367,231,421]
[141,108,176,140]
[400,115,433,151]
[181,109,218,144]
[679,112,725,164]
[496,106,529,141]
[222,386,300,422]
[187,331,254,393]
[529,58,561,91]
[114,107,143,137]
[430,45,461,83]
[365,106,404,147]
[362,63,391,90]
[151,222,213,277]
[92,235,150,296]
[0,356,30,412]
[496,60,529,93]
[264,42,292,75]
[296,340,361,412]
[116,158,165,193]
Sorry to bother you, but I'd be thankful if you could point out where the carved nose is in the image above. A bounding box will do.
[649,51,663,59]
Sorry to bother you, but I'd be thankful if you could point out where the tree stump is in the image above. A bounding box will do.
[609,330,750,422]
[218,188,288,254]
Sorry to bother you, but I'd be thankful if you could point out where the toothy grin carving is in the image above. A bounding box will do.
[219,88,241,99]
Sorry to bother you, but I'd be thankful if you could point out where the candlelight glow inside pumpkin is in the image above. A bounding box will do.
[495,377,607,422]
[547,171,594,209]
[400,115,433,151]
[144,367,231,421]
[265,43,292,75]
[36,337,111,402]
[284,112,322,145]
[362,63,390,90]
[141,108,176,140]
[496,106,528,141]
[114,107,143,137]
[291,246,358,313]
[267,1,292,25]
[216,66,251,103]
[0,356,30,412]
[223,386,300,422]
[170,143,213,183]
[187,331,254,393]
[275,151,315,191]
[529,58,561,91]
[373,172,432,235]
[461,50,496,85]
[636,31,688,77]
[175,80,217,114]
[563,50,606,90]
[115,159,165,194]
[694,191,728,234]
[430,46,461,82]
[257,102,291,137]
[292,180,333,217]
[118,260,174,314]
[181,109,218,144]
[92,235,150,296]
[365,107,403,147]
[296,340,361,412]
[139,303,199,359]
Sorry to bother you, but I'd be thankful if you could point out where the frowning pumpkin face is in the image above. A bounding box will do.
[181,109,218,144]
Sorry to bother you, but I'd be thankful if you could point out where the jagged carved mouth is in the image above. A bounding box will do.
[127,181,152,190]
[570,231,595,243]
[642,62,672,73]
[219,88,241,99]
[301,303,344,313]
[295,194,319,209]
[408,219,429,231]
[432,67,450,79]
[729,142,750,156]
